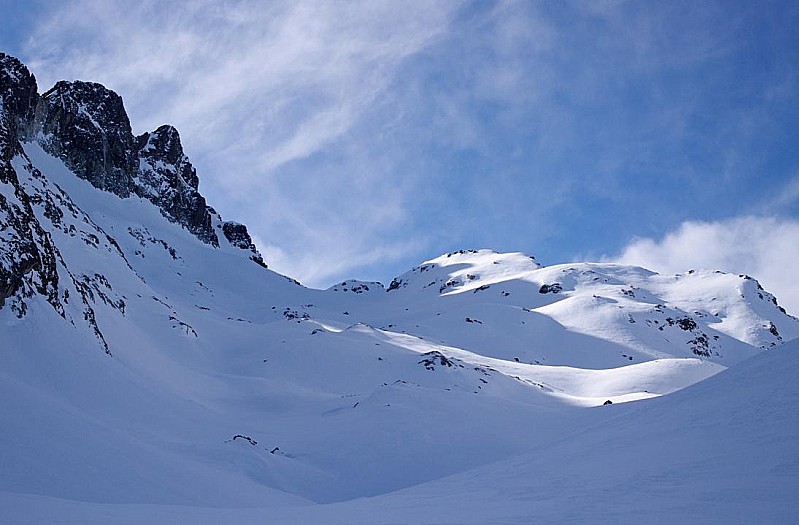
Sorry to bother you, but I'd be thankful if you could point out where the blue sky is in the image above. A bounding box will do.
[2,0,799,311]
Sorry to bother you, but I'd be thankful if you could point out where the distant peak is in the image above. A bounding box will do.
[424,249,540,267]
[388,249,541,294]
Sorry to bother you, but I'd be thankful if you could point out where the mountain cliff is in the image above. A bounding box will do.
[0,52,264,325]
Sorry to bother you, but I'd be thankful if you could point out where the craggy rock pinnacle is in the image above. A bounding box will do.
[0,52,261,253]
[0,54,54,311]
[34,80,138,197]
[0,52,38,141]
[1,52,268,346]
[136,125,219,246]
[0,53,266,316]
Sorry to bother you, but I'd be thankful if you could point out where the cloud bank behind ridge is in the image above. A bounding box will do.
[613,216,799,316]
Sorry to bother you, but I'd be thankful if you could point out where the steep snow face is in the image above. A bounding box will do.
[646,269,798,346]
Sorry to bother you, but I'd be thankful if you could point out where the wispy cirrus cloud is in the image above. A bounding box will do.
[11,0,799,294]
[21,0,457,285]
[25,1,453,170]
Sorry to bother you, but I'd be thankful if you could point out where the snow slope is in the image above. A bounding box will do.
[3,338,797,524]
[2,140,796,522]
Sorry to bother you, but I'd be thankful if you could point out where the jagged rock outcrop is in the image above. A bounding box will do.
[222,221,267,267]
[0,52,268,337]
[328,279,385,294]
[135,125,218,246]
[0,148,61,313]
[0,54,55,312]
[34,80,138,197]
[0,52,266,257]
[0,52,38,141]
[1,68,120,351]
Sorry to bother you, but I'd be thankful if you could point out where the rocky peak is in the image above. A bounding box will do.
[135,124,218,246]
[0,52,39,142]
[34,80,137,197]
[136,125,199,189]
[1,53,268,264]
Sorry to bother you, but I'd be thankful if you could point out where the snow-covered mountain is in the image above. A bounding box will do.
[2,52,798,523]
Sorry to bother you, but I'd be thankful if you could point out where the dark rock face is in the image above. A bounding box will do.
[1,53,268,257]
[34,80,137,197]
[30,79,222,244]
[0,56,52,311]
[418,351,461,370]
[1,52,268,325]
[0,52,277,353]
[0,149,61,314]
[222,221,267,267]
[135,125,218,246]
[222,221,255,250]
[387,278,403,292]
[0,53,38,141]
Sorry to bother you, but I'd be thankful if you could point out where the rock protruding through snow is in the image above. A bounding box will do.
[135,125,218,246]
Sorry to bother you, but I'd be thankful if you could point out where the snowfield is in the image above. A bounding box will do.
[2,340,797,524]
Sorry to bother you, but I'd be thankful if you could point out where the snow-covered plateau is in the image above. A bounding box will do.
[2,52,798,524]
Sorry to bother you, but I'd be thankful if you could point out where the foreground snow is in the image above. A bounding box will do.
[3,340,797,524]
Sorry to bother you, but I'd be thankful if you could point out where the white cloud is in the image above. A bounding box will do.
[612,216,799,316]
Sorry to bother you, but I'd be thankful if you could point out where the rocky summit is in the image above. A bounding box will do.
[36,80,138,196]
[135,124,218,246]
[0,52,262,316]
